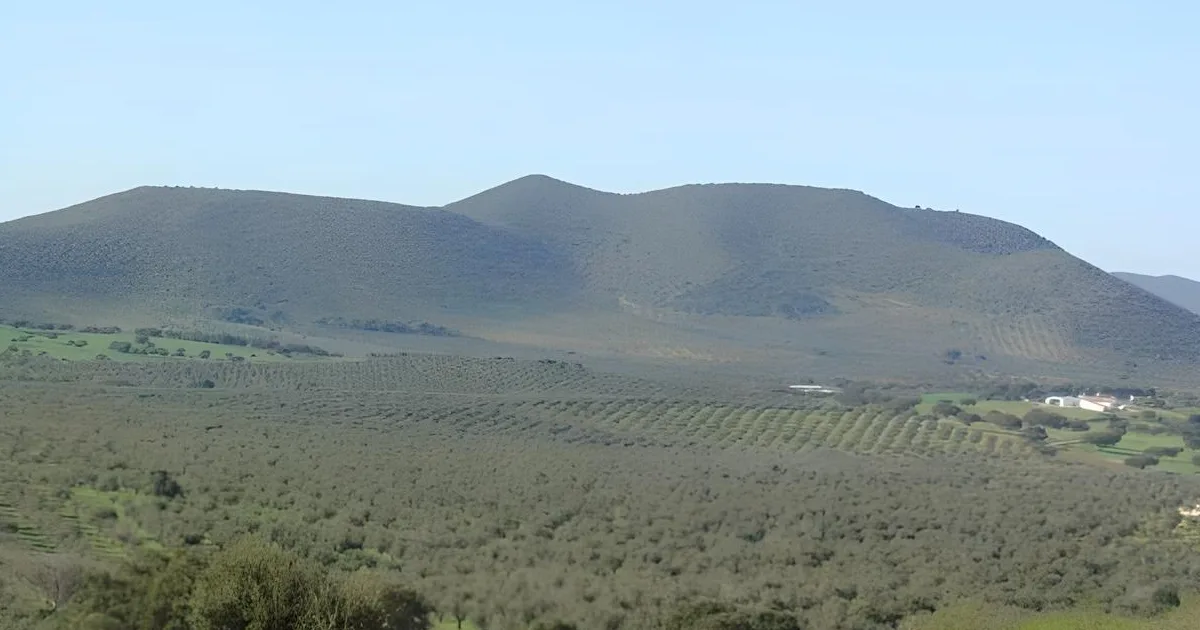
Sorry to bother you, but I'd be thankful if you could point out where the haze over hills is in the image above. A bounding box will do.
[2,176,1198,380]
[1114,272,1200,316]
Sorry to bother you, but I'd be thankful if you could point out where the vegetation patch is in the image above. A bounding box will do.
[0,325,337,363]
[316,316,460,337]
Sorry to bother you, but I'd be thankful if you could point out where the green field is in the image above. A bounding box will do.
[1050,425,1199,474]
[919,393,1200,475]
[1,325,319,363]
[919,393,1102,420]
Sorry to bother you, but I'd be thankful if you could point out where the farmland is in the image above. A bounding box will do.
[3,355,1200,630]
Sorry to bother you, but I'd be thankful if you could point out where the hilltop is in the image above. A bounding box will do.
[1115,272,1200,316]
[1,177,1198,379]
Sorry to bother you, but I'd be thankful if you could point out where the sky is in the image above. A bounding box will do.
[2,1,1197,276]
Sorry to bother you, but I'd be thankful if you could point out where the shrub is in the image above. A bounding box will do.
[338,569,433,630]
[1124,455,1159,469]
[931,402,961,417]
[1144,446,1183,458]
[984,412,1022,431]
[959,398,978,406]
[151,471,183,499]
[108,341,132,354]
[1083,432,1124,447]
[188,537,333,630]
[1024,409,1068,429]
[199,350,211,360]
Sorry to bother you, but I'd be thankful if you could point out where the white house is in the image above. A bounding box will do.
[788,384,839,394]
[1079,395,1120,413]
[1045,396,1081,408]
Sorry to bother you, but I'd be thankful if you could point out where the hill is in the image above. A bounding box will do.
[1114,272,1200,316]
[2,178,1199,379]
[447,176,1200,377]
[0,186,578,325]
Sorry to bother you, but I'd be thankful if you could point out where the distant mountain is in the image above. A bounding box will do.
[2,177,1198,378]
[1114,272,1200,316]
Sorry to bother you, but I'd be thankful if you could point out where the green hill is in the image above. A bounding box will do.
[2,178,1198,379]
[448,176,1200,376]
[0,186,579,325]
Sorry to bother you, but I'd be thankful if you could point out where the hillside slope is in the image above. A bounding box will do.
[1114,272,1200,316]
[2,178,1198,378]
[0,186,579,324]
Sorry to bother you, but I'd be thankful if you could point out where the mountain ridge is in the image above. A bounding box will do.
[1114,272,1200,317]
[2,176,1198,379]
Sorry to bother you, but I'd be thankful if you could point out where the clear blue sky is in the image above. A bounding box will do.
[3,1,1196,276]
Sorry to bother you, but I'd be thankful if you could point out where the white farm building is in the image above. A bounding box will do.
[1045,395,1081,408]
[1079,395,1121,413]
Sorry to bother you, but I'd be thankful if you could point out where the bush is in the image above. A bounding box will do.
[931,402,961,418]
[151,471,183,499]
[1083,432,1124,446]
[959,398,978,406]
[199,350,211,360]
[1144,446,1183,458]
[189,538,333,630]
[187,538,433,630]
[1024,409,1068,429]
[108,341,132,354]
[1124,455,1159,469]
[338,570,433,630]
[984,412,1022,431]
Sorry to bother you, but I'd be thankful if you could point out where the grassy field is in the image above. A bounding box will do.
[918,393,1101,421]
[1048,424,1200,474]
[0,325,310,362]
[918,392,1200,474]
